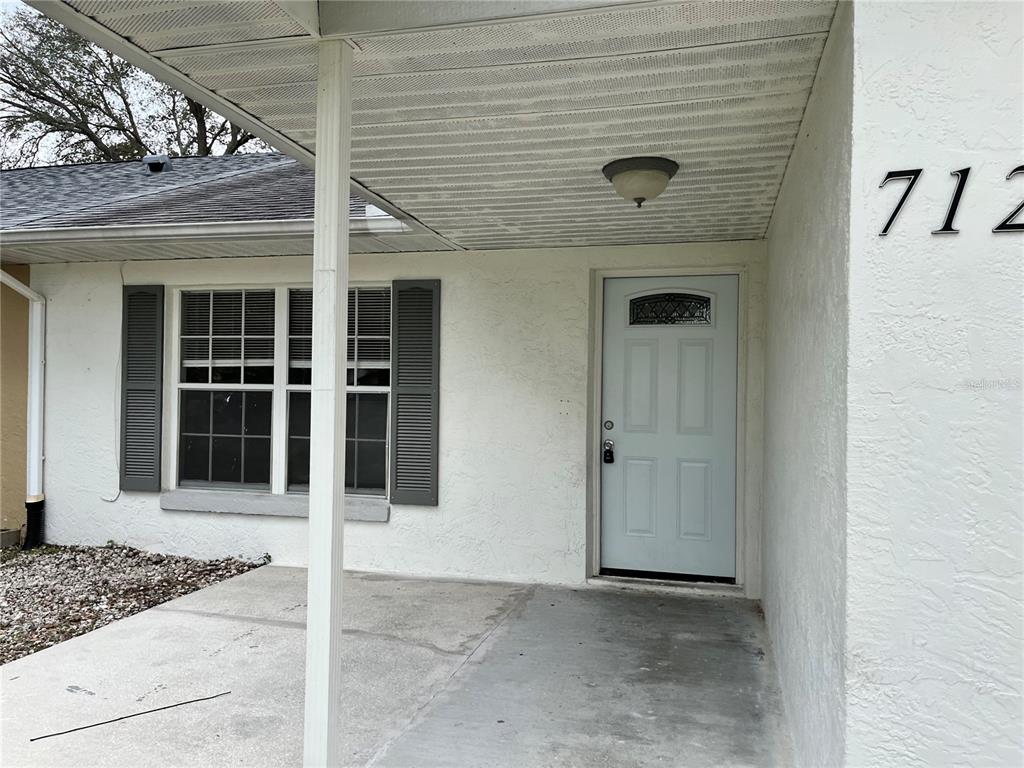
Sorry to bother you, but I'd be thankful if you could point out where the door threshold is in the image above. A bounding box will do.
[588,571,745,598]
[600,567,735,584]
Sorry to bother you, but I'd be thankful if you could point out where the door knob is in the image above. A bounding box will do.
[602,439,615,464]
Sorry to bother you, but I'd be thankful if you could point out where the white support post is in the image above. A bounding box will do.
[303,39,351,768]
[25,298,44,500]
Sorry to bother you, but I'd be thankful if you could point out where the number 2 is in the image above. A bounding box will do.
[993,164,1024,233]
[879,169,923,236]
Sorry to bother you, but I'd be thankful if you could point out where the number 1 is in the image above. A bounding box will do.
[932,167,971,234]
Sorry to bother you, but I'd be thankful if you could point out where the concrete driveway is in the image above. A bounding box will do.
[1,567,790,767]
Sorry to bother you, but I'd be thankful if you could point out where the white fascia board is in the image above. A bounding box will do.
[0,218,409,245]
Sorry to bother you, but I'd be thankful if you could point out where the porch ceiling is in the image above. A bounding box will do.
[31,0,837,251]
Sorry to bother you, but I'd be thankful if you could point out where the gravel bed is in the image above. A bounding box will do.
[0,544,267,665]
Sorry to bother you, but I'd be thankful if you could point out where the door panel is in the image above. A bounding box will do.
[624,458,657,537]
[624,340,658,432]
[677,460,711,540]
[600,275,738,579]
[677,340,712,434]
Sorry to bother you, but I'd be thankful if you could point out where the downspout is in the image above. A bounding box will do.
[1,270,45,548]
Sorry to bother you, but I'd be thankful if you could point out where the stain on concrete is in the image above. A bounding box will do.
[374,586,792,768]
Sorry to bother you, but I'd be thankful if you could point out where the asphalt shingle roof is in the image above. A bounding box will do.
[0,153,368,230]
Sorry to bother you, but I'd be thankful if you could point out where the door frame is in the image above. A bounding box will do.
[587,266,754,593]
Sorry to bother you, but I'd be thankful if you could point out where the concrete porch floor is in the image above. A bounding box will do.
[1,567,791,767]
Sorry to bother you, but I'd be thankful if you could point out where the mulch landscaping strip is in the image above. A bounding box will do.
[0,544,266,665]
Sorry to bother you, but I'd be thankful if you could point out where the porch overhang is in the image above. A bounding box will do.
[20,2,840,765]
[26,0,838,252]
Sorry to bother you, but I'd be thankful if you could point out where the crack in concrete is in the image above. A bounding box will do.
[364,585,537,768]
[341,628,466,658]
[151,605,516,659]
[151,606,306,629]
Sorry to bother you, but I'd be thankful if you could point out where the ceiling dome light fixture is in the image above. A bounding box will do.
[602,156,679,208]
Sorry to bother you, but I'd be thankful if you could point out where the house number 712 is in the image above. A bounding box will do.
[878,164,1024,236]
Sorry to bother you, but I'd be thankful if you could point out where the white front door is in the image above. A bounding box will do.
[600,275,738,580]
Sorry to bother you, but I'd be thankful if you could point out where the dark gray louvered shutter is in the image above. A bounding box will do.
[389,280,440,505]
[120,285,164,491]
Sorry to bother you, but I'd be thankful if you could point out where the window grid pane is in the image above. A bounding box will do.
[349,287,392,369]
[285,391,389,494]
[287,391,311,491]
[180,290,276,384]
[345,392,388,495]
[288,288,312,385]
[178,390,271,488]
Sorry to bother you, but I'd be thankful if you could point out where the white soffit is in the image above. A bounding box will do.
[41,0,837,250]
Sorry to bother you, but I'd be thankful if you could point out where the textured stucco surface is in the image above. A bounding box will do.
[763,4,850,765]
[1,263,29,532]
[30,242,765,587]
[846,2,1023,765]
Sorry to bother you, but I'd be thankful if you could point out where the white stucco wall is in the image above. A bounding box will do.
[763,3,851,765]
[846,2,1023,765]
[31,241,765,588]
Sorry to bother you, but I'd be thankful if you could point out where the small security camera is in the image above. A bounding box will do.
[142,154,172,174]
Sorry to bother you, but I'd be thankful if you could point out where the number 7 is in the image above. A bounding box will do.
[878,169,923,236]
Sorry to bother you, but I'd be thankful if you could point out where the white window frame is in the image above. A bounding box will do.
[166,282,392,497]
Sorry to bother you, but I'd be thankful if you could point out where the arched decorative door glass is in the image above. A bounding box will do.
[629,293,711,325]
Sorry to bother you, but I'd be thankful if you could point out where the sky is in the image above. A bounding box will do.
[0,0,272,167]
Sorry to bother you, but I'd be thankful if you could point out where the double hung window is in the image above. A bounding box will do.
[176,286,393,496]
[178,290,275,487]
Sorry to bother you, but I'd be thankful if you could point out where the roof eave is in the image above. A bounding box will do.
[0,217,409,245]
[23,1,465,252]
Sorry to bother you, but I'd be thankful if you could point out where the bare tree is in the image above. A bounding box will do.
[0,6,270,167]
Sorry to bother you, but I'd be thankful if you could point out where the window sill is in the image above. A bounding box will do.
[160,489,389,522]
